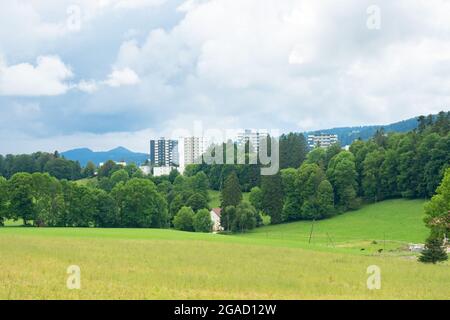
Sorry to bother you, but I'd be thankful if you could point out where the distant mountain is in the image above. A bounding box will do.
[61,147,148,167]
[305,116,421,146]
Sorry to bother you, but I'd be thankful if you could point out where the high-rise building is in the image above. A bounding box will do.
[236,129,268,152]
[307,134,339,149]
[149,138,179,167]
[183,136,206,166]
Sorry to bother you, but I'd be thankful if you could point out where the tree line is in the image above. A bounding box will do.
[0,112,448,240]
[183,132,309,192]
[0,151,84,180]
[0,167,215,233]
[228,111,450,226]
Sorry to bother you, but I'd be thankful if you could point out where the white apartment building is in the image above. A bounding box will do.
[153,166,178,177]
[183,136,206,166]
[307,134,339,149]
[236,129,269,152]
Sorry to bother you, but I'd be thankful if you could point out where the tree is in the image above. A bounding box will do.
[221,171,242,209]
[63,183,97,227]
[261,172,283,224]
[7,173,36,225]
[186,193,208,212]
[221,206,237,232]
[315,180,335,219]
[281,168,301,221]
[325,143,342,168]
[92,189,119,228]
[327,151,359,210]
[396,134,419,198]
[249,186,263,212]
[296,163,330,220]
[279,133,308,169]
[110,169,129,187]
[193,209,213,233]
[0,176,8,226]
[232,202,258,233]
[379,149,399,198]
[362,149,385,202]
[44,158,80,180]
[305,148,326,169]
[173,207,195,232]
[83,161,96,178]
[169,194,185,221]
[419,235,448,264]
[111,178,169,228]
[31,173,64,227]
[424,168,450,240]
[169,169,180,184]
[190,171,210,199]
[98,160,118,178]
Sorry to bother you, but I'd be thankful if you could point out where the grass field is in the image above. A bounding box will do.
[0,199,449,300]
[208,189,250,208]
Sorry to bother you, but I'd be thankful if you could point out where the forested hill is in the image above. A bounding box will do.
[306,116,421,146]
[61,147,148,167]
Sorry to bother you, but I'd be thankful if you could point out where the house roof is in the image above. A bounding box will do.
[211,208,222,217]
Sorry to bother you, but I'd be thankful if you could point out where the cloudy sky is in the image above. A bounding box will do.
[0,0,449,154]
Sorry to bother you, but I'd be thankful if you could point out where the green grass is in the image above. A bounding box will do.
[75,177,97,186]
[243,199,429,254]
[208,189,250,208]
[1,199,449,300]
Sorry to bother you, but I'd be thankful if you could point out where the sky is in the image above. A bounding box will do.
[0,0,449,154]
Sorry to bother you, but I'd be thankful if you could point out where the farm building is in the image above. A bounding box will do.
[210,208,223,233]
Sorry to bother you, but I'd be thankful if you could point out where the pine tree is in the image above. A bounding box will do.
[419,235,448,264]
[261,172,283,224]
[221,171,242,209]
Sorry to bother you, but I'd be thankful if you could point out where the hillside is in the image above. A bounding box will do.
[305,116,420,146]
[61,147,148,167]
[242,199,428,254]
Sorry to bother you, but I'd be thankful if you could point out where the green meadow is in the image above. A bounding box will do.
[0,199,449,300]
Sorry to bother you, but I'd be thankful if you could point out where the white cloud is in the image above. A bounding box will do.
[2,0,450,154]
[77,80,99,93]
[104,67,140,87]
[0,55,73,96]
[110,0,450,131]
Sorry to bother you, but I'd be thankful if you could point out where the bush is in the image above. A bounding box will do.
[173,207,195,232]
[193,209,213,233]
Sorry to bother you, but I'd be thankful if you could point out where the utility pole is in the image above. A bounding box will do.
[309,219,315,244]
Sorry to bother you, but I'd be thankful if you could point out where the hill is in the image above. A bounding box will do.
[61,147,148,167]
[306,116,420,146]
[242,199,428,254]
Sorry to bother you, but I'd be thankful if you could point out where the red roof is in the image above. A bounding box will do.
[211,208,222,217]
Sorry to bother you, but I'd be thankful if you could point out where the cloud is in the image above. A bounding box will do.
[0,55,73,96]
[104,67,140,87]
[77,80,99,93]
[2,0,450,154]
[110,0,450,132]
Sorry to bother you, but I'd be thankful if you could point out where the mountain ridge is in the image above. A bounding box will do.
[62,146,148,167]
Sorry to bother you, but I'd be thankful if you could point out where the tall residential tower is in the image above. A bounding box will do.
[149,138,179,167]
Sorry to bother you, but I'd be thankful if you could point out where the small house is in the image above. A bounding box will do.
[210,208,223,233]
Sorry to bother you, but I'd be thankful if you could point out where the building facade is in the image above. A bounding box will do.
[236,129,268,152]
[307,134,339,149]
[210,208,223,233]
[183,136,206,166]
[149,138,179,167]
